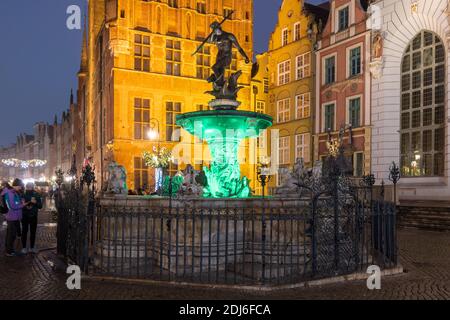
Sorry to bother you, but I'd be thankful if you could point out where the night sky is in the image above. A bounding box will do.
[0,0,322,147]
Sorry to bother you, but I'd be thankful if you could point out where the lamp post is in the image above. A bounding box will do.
[389,161,400,204]
[257,157,272,199]
[147,118,161,146]
[147,118,162,193]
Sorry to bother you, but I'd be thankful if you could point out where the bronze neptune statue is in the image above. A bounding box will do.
[193,11,251,103]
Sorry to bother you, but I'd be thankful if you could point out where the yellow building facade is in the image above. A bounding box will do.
[265,0,329,191]
[84,0,256,191]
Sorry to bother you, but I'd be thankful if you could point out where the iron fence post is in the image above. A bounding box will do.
[333,178,340,273]
[389,162,400,266]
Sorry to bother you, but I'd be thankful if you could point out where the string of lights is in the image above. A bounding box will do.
[1,158,47,169]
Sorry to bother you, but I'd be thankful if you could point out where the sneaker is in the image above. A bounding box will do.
[30,248,38,254]
[5,252,15,257]
[21,248,28,255]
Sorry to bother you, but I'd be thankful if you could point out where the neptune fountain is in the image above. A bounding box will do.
[176,15,273,198]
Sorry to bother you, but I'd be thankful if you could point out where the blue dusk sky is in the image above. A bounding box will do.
[0,0,323,147]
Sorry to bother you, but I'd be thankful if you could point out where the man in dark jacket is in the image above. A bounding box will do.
[21,182,42,254]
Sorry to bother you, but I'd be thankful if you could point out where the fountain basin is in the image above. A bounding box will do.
[176,110,273,198]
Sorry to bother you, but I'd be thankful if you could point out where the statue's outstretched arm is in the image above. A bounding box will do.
[229,34,250,63]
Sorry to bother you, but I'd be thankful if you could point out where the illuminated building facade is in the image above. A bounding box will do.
[84,0,255,191]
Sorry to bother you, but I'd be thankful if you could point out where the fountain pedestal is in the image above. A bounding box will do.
[177,108,272,198]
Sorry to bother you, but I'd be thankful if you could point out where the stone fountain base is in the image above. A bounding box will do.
[93,196,312,280]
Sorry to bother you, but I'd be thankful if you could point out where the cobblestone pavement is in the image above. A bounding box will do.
[0,212,449,300]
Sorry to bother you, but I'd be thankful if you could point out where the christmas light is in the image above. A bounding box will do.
[1,158,47,168]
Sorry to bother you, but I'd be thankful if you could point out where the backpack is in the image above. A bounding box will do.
[0,194,8,214]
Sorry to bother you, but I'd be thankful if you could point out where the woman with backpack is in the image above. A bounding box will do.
[1,179,26,257]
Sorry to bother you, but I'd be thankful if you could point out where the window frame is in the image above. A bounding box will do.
[295,133,310,163]
[166,39,182,76]
[134,33,151,72]
[133,97,151,140]
[400,31,446,177]
[322,102,336,133]
[277,98,291,123]
[165,101,182,142]
[295,92,311,119]
[346,95,362,128]
[323,54,336,85]
[282,28,289,46]
[296,52,311,80]
[337,6,350,32]
[293,23,301,41]
[278,136,290,165]
[347,44,362,78]
[278,60,291,86]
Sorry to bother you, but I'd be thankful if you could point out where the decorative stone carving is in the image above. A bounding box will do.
[106,161,128,195]
[109,39,130,57]
[373,33,383,59]
[369,58,384,79]
[179,165,204,197]
[274,158,306,197]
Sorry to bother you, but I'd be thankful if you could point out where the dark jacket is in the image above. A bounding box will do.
[22,191,43,218]
[1,188,24,221]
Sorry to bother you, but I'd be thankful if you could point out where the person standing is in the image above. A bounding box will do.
[21,182,43,254]
[2,179,25,257]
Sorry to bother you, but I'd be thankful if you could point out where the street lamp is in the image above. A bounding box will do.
[147,129,159,141]
[147,118,161,145]
[147,118,162,192]
[257,156,272,199]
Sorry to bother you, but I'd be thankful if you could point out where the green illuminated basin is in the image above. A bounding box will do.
[176,110,273,198]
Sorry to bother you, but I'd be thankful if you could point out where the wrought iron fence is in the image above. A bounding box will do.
[56,183,397,286]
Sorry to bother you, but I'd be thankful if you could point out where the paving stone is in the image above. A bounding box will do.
[0,212,449,300]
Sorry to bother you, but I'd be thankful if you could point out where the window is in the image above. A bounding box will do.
[168,0,178,8]
[348,97,361,128]
[196,45,210,79]
[338,7,349,31]
[256,101,265,113]
[353,152,364,177]
[279,137,290,165]
[257,131,266,149]
[264,79,269,93]
[296,93,310,119]
[324,56,336,84]
[323,103,335,132]
[282,28,289,46]
[168,162,179,177]
[134,34,150,72]
[134,98,151,140]
[294,23,301,41]
[196,1,206,14]
[278,60,291,85]
[296,53,311,80]
[400,31,445,177]
[349,47,361,77]
[196,104,209,111]
[166,39,181,76]
[295,133,310,163]
[277,99,290,123]
[166,102,182,142]
[223,8,233,18]
[134,157,150,191]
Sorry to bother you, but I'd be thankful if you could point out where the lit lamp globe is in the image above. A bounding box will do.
[147,129,159,141]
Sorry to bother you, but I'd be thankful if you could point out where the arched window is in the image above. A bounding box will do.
[400,31,445,177]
